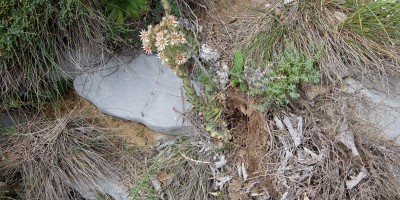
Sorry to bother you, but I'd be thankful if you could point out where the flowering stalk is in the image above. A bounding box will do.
[140,15,230,140]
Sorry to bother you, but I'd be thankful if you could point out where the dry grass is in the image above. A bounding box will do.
[301,94,400,199]
[222,88,400,199]
[0,107,151,199]
[129,110,231,200]
[241,0,399,86]
[184,0,265,62]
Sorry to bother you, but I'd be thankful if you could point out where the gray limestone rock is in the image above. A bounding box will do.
[70,178,128,200]
[343,78,400,143]
[74,54,192,134]
[199,44,229,89]
[0,111,28,132]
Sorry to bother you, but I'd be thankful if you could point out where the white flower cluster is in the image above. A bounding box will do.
[140,16,189,69]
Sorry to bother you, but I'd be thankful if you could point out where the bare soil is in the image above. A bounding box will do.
[62,91,162,146]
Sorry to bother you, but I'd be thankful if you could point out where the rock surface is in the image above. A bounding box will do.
[70,178,128,200]
[74,54,192,134]
[0,111,28,132]
[199,44,229,89]
[344,78,400,144]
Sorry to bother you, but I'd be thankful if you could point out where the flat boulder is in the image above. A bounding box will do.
[74,54,192,134]
[344,78,400,144]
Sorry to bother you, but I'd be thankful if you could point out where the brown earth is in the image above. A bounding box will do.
[61,90,162,146]
[194,0,267,63]
[225,88,280,199]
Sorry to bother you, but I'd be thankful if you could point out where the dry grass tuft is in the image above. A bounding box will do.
[0,108,149,199]
[130,112,232,200]
[242,0,399,86]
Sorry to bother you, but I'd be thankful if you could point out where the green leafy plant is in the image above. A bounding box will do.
[265,43,320,106]
[101,0,148,24]
[230,50,248,91]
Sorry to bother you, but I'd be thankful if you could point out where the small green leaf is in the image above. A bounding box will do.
[230,79,240,87]
[230,50,244,74]
[234,50,244,68]
[239,82,248,91]
[127,8,140,18]
[289,91,300,98]
[116,9,124,24]
[135,0,148,6]
[129,1,140,11]
[108,8,118,21]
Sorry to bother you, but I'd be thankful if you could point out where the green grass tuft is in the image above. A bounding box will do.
[241,0,399,94]
[344,0,400,46]
[0,0,133,109]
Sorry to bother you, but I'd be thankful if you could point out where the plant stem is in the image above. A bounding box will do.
[161,0,171,16]
[177,66,230,140]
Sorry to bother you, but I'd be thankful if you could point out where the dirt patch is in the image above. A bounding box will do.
[192,0,266,62]
[225,89,280,199]
[62,91,162,146]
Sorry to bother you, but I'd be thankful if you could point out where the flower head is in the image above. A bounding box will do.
[157,52,169,65]
[154,24,161,33]
[165,16,179,27]
[147,25,153,34]
[139,30,149,42]
[157,51,165,60]
[140,15,189,68]
[175,52,187,65]
[155,35,169,51]
[170,31,180,45]
[177,32,186,44]
[142,44,152,54]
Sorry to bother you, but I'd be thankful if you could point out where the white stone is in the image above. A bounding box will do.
[199,44,220,63]
[74,54,192,134]
[283,0,295,5]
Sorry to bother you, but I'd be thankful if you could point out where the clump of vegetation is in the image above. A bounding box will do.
[102,0,148,24]
[0,0,137,108]
[344,0,399,46]
[140,9,229,140]
[230,50,248,91]
[0,111,146,199]
[242,0,400,87]
[130,136,221,200]
[259,43,319,106]
[231,42,319,107]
